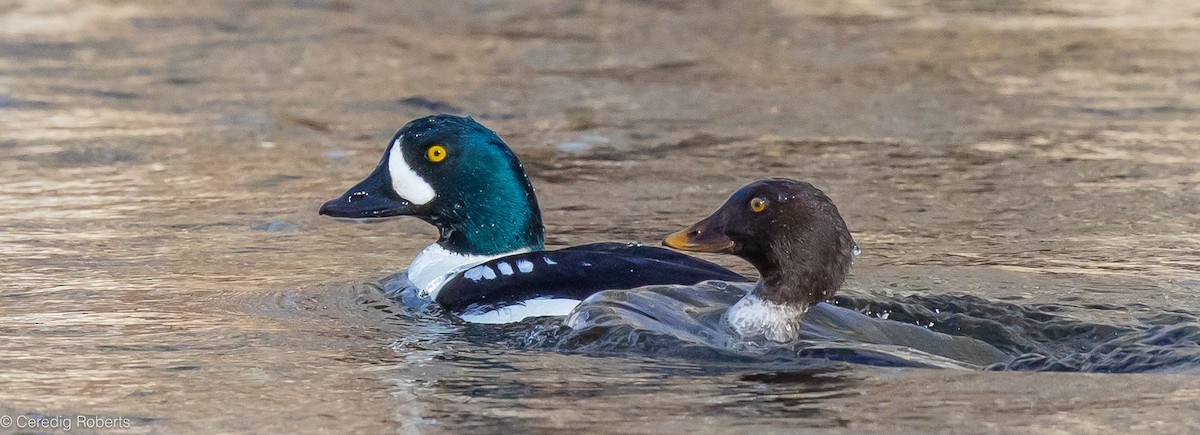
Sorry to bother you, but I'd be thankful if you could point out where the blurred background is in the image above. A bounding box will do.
[1,0,1198,432]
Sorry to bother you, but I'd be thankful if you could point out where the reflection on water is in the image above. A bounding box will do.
[3,0,1200,432]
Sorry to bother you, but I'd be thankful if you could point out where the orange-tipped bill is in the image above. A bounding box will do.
[663,222,736,253]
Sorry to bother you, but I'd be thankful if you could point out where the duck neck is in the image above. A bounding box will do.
[435,162,545,256]
[748,237,848,308]
[756,264,820,307]
[437,201,544,255]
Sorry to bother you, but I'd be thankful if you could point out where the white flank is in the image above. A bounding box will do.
[406,244,530,299]
[724,294,809,343]
[388,140,437,205]
[459,298,582,324]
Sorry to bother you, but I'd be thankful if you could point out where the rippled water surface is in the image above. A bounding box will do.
[3,0,1200,432]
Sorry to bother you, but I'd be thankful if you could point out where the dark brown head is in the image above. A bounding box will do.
[663,178,855,307]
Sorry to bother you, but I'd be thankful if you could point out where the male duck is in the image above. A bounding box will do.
[663,178,856,342]
[319,115,747,323]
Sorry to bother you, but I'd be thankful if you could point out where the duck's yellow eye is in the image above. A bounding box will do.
[426,145,447,162]
[749,197,767,213]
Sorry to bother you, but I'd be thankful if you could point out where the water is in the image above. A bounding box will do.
[3,0,1200,432]
[378,274,1198,372]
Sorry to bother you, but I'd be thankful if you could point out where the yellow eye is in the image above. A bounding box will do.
[749,197,767,212]
[426,145,447,162]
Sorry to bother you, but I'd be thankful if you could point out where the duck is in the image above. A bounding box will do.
[318,114,748,323]
[561,178,1010,367]
[662,178,856,342]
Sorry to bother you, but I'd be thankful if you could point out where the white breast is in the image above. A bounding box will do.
[406,243,530,300]
[724,293,808,343]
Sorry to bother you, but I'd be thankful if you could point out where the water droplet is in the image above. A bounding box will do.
[852,244,861,256]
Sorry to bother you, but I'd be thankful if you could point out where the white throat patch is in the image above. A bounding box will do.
[388,140,436,205]
[724,293,809,343]
[406,243,531,300]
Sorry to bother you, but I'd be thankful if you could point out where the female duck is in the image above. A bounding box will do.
[319,115,745,323]
[564,178,1008,367]
[663,178,856,342]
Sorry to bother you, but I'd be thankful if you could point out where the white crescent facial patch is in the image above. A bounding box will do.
[388,139,436,205]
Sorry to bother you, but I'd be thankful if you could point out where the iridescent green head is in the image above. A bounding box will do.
[320,115,544,255]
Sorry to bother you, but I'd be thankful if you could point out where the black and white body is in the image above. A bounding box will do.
[319,115,747,323]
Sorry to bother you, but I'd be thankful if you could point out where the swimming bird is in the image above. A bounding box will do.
[561,178,1009,367]
[319,115,748,323]
[663,178,856,342]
